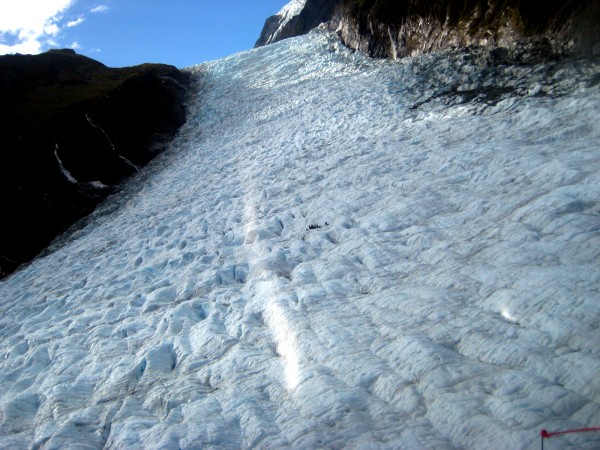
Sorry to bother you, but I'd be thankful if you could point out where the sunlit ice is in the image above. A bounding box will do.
[259,281,301,391]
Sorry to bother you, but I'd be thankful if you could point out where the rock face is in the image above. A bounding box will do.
[0,49,191,278]
[256,0,600,58]
[255,0,338,47]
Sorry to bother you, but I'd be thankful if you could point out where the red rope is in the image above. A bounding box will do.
[541,427,600,438]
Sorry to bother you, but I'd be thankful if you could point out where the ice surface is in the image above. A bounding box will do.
[1,29,599,449]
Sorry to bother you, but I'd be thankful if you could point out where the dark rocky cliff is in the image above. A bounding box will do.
[255,0,338,47]
[256,0,600,58]
[0,49,191,278]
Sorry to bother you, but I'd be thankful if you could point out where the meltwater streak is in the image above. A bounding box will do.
[0,30,599,449]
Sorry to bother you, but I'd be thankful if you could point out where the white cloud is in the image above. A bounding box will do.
[44,23,61,36]
[91,5,108,14]
[66,17,85,28]
[70,40,81,49]
[0,0,75,55]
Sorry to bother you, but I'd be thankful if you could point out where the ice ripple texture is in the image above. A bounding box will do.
[1,30,599,449]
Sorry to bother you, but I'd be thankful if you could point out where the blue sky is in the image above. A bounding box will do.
[0,0,290,68]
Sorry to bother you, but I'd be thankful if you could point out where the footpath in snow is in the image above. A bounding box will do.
[0,29,599,449]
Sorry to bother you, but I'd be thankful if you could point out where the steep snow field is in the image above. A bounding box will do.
[1,30,599,449]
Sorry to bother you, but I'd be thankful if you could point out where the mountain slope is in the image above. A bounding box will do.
[256,0,600,58]
[0,30,599,449]
[254,0,337,47]
[0,50,190,278]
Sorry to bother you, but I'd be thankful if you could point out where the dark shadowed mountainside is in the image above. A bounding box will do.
[0,49,191,278]
[256,0,600,58]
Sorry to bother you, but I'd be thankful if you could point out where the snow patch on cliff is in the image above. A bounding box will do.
[277,0,307,19]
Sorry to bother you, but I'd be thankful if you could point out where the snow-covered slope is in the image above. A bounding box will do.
[254,0,313,47]
[278,0,307,19]
[1,30,599,449]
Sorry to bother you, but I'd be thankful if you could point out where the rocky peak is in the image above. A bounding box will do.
[255,0,337,47]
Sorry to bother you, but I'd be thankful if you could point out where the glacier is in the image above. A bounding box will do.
[1,29,599,449]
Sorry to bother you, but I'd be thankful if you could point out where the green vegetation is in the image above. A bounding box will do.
[0,50,180,131]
